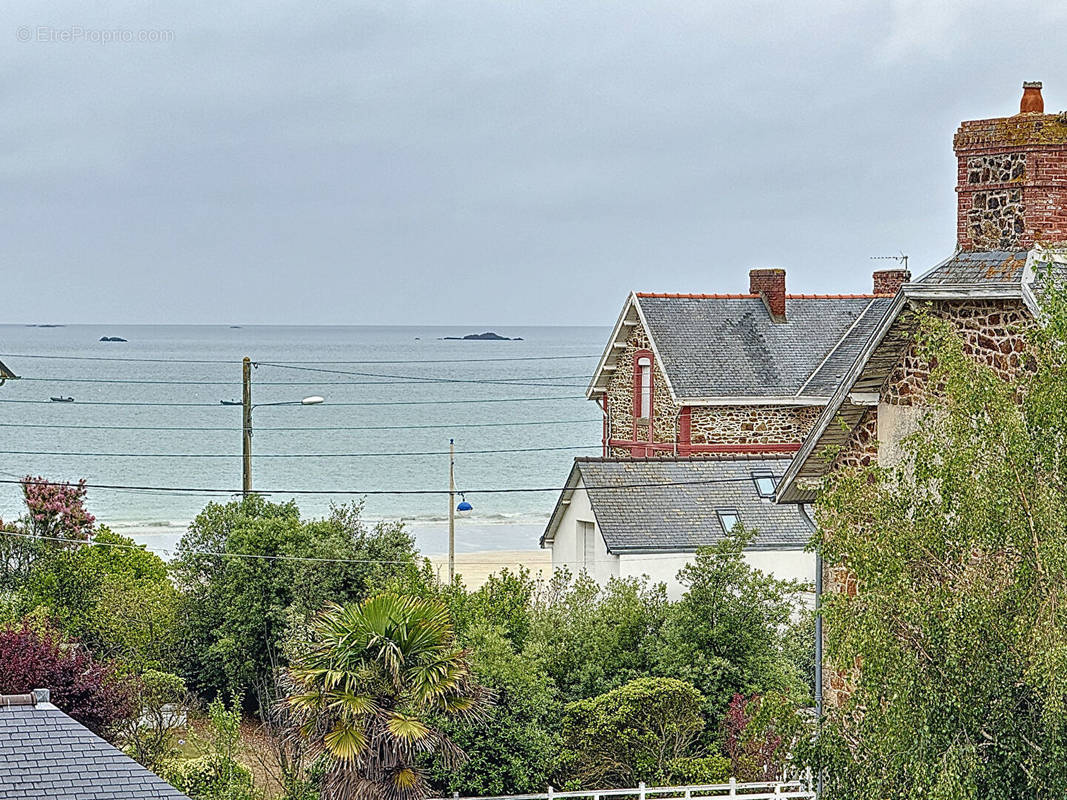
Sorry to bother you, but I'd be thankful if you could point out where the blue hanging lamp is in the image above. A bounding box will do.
[456,494,473,515]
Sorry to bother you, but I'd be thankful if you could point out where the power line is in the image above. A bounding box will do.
[0,474,769,497]
[0,444,600,459]
[0,354,601,366]
[14,375,588,387]
[0,529,706,569]
[0,418,602,433]
[254,361,586,388]
[0,395,586,408]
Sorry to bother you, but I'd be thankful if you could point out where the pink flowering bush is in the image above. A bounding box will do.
[20,476,95,542]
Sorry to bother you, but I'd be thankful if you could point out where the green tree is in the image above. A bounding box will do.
[429,623,560,795]
[560,677,707,788]
[17,528,180,671]
[172,497,416,702]
[287,593,489,800]
[814,291,1067,798]
[652,534,806,718]
[525,572,668,702]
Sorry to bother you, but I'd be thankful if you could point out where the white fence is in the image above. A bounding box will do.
[435,779,815,800]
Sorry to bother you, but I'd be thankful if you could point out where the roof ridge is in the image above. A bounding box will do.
[787,293,878,299]
[575,454,793,463]
[636,292,758,299]
[635,292,878,300]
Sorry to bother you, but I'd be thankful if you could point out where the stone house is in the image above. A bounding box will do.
[586,275,900,458]
[775,81,1067,707]
[543,81,1067,607]
[544,242,907,593]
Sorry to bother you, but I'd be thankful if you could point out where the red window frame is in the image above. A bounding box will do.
[632,349,654,446]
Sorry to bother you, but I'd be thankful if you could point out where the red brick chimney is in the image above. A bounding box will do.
[954,81,1067,251]
[749,268,786,321]
[873,269,911,296]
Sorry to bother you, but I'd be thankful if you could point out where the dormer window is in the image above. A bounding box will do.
[753,473,777,499]
[717,509,740,533]
[637,356,652,419]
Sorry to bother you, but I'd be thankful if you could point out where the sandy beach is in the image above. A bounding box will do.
[426,549,553,588]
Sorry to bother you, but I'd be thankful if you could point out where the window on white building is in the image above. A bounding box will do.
[578,520,596,570]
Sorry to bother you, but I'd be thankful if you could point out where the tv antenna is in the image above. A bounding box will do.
[870,253,908,270]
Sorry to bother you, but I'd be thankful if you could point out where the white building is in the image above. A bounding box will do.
[541,456,815,599]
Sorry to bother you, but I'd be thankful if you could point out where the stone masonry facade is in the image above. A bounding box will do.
[822,299,1033,708]
[688,405,820,449]
[605,324,679,453]
[603,319,820,457]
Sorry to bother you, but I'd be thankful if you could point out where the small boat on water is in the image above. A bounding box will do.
[220,399,241,406]
[50,396,75,403]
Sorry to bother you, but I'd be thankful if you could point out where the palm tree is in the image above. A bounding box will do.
[287,593,489,800]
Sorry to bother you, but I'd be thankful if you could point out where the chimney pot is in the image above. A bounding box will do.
[873,269,911,296]
[749,268,786,321]
[1020,81,1044,114]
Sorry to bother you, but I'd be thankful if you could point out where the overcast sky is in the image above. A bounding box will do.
[4,1,1066,325]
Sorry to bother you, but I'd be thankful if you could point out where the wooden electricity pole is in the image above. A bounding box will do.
[448,438,456,583]
[242,357,253,497]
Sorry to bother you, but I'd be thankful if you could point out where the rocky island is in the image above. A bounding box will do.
[440,331,523,341]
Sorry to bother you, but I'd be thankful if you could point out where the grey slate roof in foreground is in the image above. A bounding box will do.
[0,696,190,800]
[637,295,893,398]
[545,456,814,553]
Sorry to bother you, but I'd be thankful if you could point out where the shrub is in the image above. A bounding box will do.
[0,620,135,739]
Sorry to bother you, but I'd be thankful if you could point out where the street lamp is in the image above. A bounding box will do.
[239,357,323,496]
[447,440,474,582]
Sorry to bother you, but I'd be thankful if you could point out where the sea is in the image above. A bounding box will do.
[0,325,608,559]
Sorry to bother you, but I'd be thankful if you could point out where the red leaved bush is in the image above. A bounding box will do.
[723,693,785,781]
[0,621,135,739]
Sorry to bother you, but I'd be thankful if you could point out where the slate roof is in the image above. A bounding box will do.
[917,250,1029,285]
[543,456,814,553]
[634,295,893,399]
[0,694,190,800]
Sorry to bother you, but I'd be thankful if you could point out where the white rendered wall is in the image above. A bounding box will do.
[548,478,620,583]
[620,549,815,600]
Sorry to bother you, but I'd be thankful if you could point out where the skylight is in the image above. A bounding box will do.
[753,474,777,498]
[717,509,740,533]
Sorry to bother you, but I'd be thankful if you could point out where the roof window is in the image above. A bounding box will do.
[717,509,740,534]
[753,473,777,499]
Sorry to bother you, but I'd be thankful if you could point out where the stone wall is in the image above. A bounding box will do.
[603,322,678,446]
[829,407,878,472]
[821,298,1033,708]
[881,300,1033,405]
[689,405,820,449]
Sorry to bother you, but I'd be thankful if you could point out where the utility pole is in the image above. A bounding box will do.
[242,357,252,497]
[448,438,455,582]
